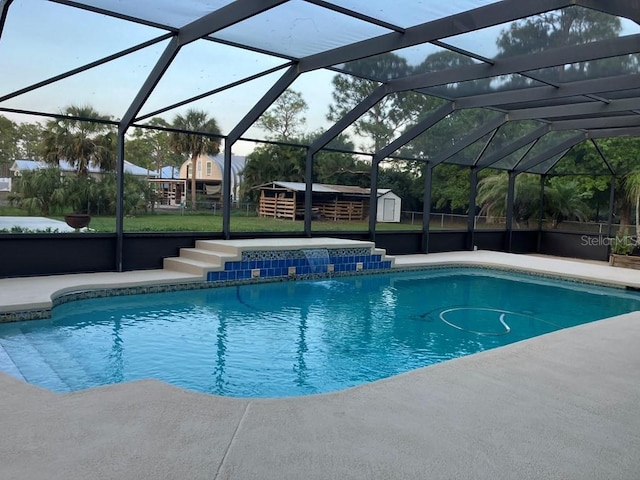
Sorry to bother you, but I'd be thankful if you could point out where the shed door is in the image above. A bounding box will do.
[382,198,395,221]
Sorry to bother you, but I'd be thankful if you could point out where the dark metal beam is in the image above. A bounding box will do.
[49,0,177,32]
[115,126,126,272]
[542,147,574,175]
[577,0,640,24]
[0,106,119,125]
[368,160,380,241]
[224,65,300,237]
[179,0,288,46]
[472,127,499,166]
[302,82,389,233]
[428,115,507,167]
[607,175,616,238]
[467,167,478,250]
[304,146,313,237]
[551,115,640,131]
[299,0,571,72]
[589,126,640,138]
[389,34,640,93]
[373,103,455,162]
[505,171,517,252]
[0,0,13,40]
[309,84,390,154]
[303,0,405,33]
[590,138,615,175]
[226,65,300,144]
[537,175,545,249]
[515,133,586,173]
[510,97,640,121]
[0,33,173,104]
[453,74,640,110]
[120,37,180,128]
[476,125,551,170]
[422,164,433,253]
[135,62,292,122]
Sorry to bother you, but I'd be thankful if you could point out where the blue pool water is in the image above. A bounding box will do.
[1,268,639,397]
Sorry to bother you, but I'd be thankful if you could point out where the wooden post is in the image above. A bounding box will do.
[274,193,278,218]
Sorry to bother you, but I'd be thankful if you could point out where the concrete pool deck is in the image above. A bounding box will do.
[1,251,640,479]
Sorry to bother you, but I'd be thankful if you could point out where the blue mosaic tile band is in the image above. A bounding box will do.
[209,248,391,282]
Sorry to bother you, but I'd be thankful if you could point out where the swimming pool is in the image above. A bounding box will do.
[1,267,639,397]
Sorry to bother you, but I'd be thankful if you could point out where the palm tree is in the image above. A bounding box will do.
[41,105,115,177]
[544,179,591,228]
[477,173,591,228]
[169,109,221,209]
[11,167,66,216]
[477,173,541,227]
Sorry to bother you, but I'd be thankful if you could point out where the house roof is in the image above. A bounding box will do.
[11,159,153,177]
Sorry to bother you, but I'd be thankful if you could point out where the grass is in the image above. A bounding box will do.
[0,206,421,233]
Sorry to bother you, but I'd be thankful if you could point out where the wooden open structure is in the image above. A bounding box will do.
[256,182,371,221]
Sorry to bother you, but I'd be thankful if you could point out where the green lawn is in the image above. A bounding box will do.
[0,206,421,233]
[84,213,422,233]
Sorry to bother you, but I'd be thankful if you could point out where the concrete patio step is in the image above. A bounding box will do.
[195,240,243,256]
[178,248,235,266]
[164,257,216,277]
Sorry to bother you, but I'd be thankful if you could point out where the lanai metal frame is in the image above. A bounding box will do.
[1,0,639,270]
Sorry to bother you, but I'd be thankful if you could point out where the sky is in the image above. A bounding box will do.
[1,0,639,157]
[0,0,347,155]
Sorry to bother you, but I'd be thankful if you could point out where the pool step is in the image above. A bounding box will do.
[178,247,237,266]
[163,257,218,276]
[0,341,26,381]
[27,334,94,391]
[164,241,243,277]
[0,328,70,391]
[163,239,396,278]
[195,240,243,255]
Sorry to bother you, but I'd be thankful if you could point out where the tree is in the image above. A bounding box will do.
[241,144,306,201]
[168,109,221,209]
[256,89,308,141]
[11,167,66,216]
[477,173,541,227]
[240,133,364,201]
[431,164,472,213]
[545,177,591,227]
[378,163,422,212]
[40,105,116,177]
[126,117,183,177]
[496,8,623,86]
[623,172,640,241]
[327,53,438,152]
[477,172,591,228]
[0,115,18,177]
[16,122,44,160]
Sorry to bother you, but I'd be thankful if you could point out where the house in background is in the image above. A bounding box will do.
[177,154,246,204]
[256,181,401,222]
[10,159,153,180]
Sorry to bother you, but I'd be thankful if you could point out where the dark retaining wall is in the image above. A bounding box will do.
[0,228,608,278]
[539,230,609,262]
[1,234,116,277]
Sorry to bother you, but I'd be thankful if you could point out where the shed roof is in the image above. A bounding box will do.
[258,181,392,196]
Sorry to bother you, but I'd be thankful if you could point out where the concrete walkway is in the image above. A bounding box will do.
[1,251,640,479]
